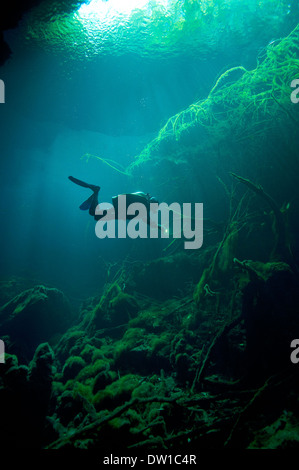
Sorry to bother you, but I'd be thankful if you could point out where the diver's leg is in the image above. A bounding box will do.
[68,176,100,193]
[89,187,100,217]
[68,175,100,217]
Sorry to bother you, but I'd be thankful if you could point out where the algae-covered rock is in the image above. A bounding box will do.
[0,276,39,308]
[93,369,117,394]
[62,356,86,382]
[55,329,88,362]
[113,327,145,363]
[28,342,54,385]
[55,389,94,427]
[109,292,139,323]
[0,342,55,448]
[76,357,110,382]
[248,412,299,449]
[82,283,140,334]
[0,285,75,357]
[90,292,139,331]
[93,374,140,410]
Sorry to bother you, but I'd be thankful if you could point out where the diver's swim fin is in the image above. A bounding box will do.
[68,176,100,215]
[79,194,95,211]
[68,176,100,193]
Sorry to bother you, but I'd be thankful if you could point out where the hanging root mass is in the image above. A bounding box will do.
[128,24,299,171]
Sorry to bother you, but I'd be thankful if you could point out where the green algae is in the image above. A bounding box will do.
[62,356,86,382]
[3,170,299,451]
[93,374,140,409]
[76,358,110,383]
[113,328,146,360]
[128,24,299,173]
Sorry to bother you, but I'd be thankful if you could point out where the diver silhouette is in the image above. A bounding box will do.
[68,176,160,227]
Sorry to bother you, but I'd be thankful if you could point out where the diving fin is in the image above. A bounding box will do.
[79,194,96,211]
[69,175,100,215]
[68,176,100,193]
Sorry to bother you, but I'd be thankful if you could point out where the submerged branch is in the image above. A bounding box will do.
[231,172,297,271]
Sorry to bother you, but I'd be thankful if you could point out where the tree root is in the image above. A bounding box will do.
[231,172,297,272]
[46,394,184,449]
[191,314,242,393]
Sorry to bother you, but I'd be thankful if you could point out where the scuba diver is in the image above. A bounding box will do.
[68,176,160,226]
[69,176,204,251]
